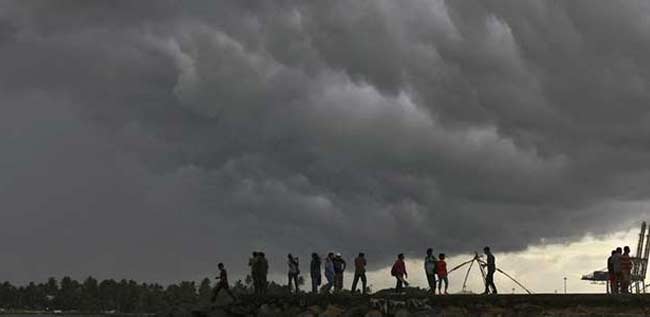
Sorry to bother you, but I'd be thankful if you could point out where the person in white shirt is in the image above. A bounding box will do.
[424,248,438,294]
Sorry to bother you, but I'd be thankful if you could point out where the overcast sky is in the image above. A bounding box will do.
[2,1,650,292]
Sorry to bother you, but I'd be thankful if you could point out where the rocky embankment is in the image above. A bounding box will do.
[193,293,650,316]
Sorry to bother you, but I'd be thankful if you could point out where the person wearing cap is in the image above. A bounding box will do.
[333,253,347,292]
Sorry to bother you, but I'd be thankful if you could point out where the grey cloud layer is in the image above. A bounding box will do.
[1,0,649,282]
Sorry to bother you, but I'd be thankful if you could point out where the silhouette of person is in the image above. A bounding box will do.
[351,252,367,294]
[392,253,408,293]
[259,252,269,294]
[613,247,623,293]
[323,252,335,293]
[620,246,633,294]
[310,253,322,293]
[287,253,300,293]
[483,246,498,294]
[424,248,438,294]
[333,253,347,292]
[211,263,235,302]
[249,252,261,295]
[607,250,617,294]
[437,253,448,295]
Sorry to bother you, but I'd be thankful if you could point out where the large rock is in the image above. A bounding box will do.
[393,309,411,317]
[307,305,323,315]
[439,306,467,317]
[284,306,304,316]
[207,308,230,317]
[321,304,345,317]
[364,310,383,317]
[257,303,283,317]
[343,305,369,317]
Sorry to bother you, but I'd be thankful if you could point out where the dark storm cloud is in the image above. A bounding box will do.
[1,0,650,282]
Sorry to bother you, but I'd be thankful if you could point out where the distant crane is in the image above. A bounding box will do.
[581,221,650,293]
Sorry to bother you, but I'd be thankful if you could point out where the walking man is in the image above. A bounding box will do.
[333,253,347,292]
[483,247,498,294]
[211,263,236,302]
[391,253,408,293]
[310,253,322,294]
[351,252,367,294]
[287,253,300,293]
[424,248,438,294]
[620,246,633,294]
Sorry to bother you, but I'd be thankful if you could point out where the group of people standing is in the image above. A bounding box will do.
[309,252,353,294]
[607,246,634,294]
[211,247,498,302]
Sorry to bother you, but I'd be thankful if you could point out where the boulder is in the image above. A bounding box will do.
[321,304,345,317]
[364,309,383,317]
[257,303,283,317]
[343,305,369,317]
[308,305,324,314]
[439,306,467,317]
[411,311,442,317]
[207,308,230,317]
[393,309,411,317]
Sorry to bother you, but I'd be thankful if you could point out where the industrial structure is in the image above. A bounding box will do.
[581,222,650,293]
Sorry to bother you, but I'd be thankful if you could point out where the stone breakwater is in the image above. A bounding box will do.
[194,293,650,316]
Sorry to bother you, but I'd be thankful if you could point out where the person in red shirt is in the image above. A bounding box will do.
[391,253,409,293]
[351,252,367,294]
[437,253,448,295]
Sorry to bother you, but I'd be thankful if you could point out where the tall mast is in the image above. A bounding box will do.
[643,230,650,260]
[637,222,646,259]
[639,221,650,293]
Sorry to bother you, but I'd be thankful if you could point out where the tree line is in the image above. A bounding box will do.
[0,275,291,314]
